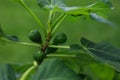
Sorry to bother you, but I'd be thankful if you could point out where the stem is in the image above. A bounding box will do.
[41,11,54,52]
[18,0,46,33]
[20,61,38,80]
[51,14,67,36]
[0,38,40,47]
[47,11,54,32]
[49,45,70,49]
[46,54,78,58]
[82,46,95,58]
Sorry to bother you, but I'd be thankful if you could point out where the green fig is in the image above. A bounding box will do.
[29,30,42,44]
[46,43,58,54]
[33,50,45,64]
[53,33,67,44]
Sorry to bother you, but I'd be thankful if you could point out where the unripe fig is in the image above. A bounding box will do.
[29,30,42,44]
[53,33,67,44]
[45,42,58,54]
[33,50,45,64]
[46,47,58,54]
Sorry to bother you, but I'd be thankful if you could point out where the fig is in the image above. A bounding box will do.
[53,33,67,44]
[29,30,42,44]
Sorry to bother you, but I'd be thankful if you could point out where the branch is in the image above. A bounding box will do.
[51,14,67,36]
[0,38,40,47]
[46,54,77,58]
[49,45,70,49]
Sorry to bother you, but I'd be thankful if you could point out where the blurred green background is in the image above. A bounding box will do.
[0,0,120,63]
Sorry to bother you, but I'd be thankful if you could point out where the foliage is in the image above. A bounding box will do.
[0,0,120,80]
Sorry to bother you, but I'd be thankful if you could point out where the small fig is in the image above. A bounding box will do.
[33,50,45,64]
[46,42,58,54]
[53,33,67,44]
[29,30,42,44]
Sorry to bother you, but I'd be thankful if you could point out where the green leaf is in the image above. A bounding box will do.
[37,1,112,25]
[56,2,111,15]
[32,59,82,80]
[0,64,16,80]
[49,43,96,66]
[0,26,19,42]
[37,0,65,9]
[47,52,96,65]
[90,13,112,25]
[53,2,111,25]
[68,44,96,65]
[6,35,19,42]
[84,63,115,80]
[113,71,120,80]
[45,78,72,80]
[47,45,96,74]
[100,0,113,9]
[62,54,96,75]
[37,1,111,17]
[87,1,111,16]
[80,37,120,72]
[69,44,83,52]
[86,1,112,25]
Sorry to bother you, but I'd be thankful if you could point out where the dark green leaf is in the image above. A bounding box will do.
[46,42,58,54]
[69,44,83,53]
[80,39,95,48]
[78,74,86,79]
[0,26,19,42]
[0,64,16,80]
[32,59,82,80]
[50,49,96,74]
[46,47,58,54]
[37,0,65,9]
[80,37,120,72]
[6,35,19,42]
[52,44,96,65]
[50,52,96,65]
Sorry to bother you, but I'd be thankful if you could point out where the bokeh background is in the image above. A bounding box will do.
[0,0,120,63]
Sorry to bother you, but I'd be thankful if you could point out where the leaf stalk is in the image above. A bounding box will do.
[18,0,46,33]
[19,61,38,80]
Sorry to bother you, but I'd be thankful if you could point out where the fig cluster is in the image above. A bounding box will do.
[29,30,67,63]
